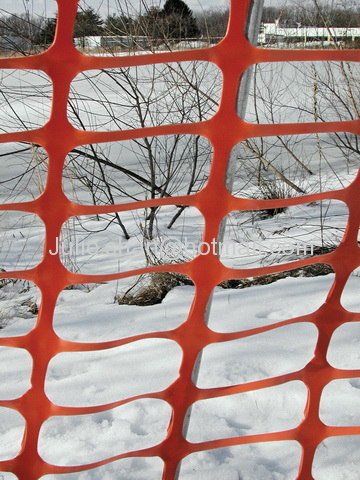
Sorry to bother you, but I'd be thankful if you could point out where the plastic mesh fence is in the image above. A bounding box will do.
[0,0,359,478]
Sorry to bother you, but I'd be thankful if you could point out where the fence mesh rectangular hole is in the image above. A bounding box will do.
[63,136,212,205]
[76,0,229,54]
[240,61,359,124]
[68,62,221,131]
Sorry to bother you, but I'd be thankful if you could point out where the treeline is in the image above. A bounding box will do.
[262,4,359,28]
[0,0,358,51]
[0,0,223,48]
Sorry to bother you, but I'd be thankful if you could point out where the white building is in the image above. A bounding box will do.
[74,35,152,51]
[258,22,360,45]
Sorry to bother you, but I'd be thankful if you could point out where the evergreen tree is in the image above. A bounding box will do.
[137,7,163,38]
[163,0,192,16]
[104,14,133,36]
[74,8,103,38]
[37,8,103,47]
[161,0,200,39]
[36,17,57,45]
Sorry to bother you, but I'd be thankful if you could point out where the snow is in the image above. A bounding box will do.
[187,381,307,442]
[243,61,359,124]
[53,282,194,342]
[0,70,51,134]
[45,339,182,407]
[63,135,212,205]
[327,322,360,370]
[0,408,25,461]
[178,441,302,480]
[230,133,359,198]
[0,347,32,400]
[38,399,172,467]
[60,206,204,274]
[41,457,164,480]
[0,211,44,271]
[320,379,360,426]
[69,62,221,131]
[221,200,349,269]
[207,274,335,332]
[0,143,47,204]
[341,269,360,313]
[0,280,40,336]
[1,273,358,478]
[196,323,318,387]
[0,59,359,479]
[312,435,360,480]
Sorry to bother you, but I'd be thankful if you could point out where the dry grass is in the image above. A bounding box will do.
[115,272,193,306]
[220,263,334,290]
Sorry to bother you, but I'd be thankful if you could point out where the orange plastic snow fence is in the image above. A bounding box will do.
[0,0,359,478]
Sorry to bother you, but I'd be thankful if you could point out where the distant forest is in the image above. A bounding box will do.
[0,0,359,48]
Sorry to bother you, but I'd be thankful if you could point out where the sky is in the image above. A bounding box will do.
[0,0,231,18]
[0,0,346,18]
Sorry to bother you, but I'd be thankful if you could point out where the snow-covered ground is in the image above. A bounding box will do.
[0,60,359,479]
[0,271,359,478]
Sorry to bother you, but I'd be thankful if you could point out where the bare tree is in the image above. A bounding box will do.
[0,0,358,270]
[235,58,359,194]
[64,58,219,243]
[0,12,46,55]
